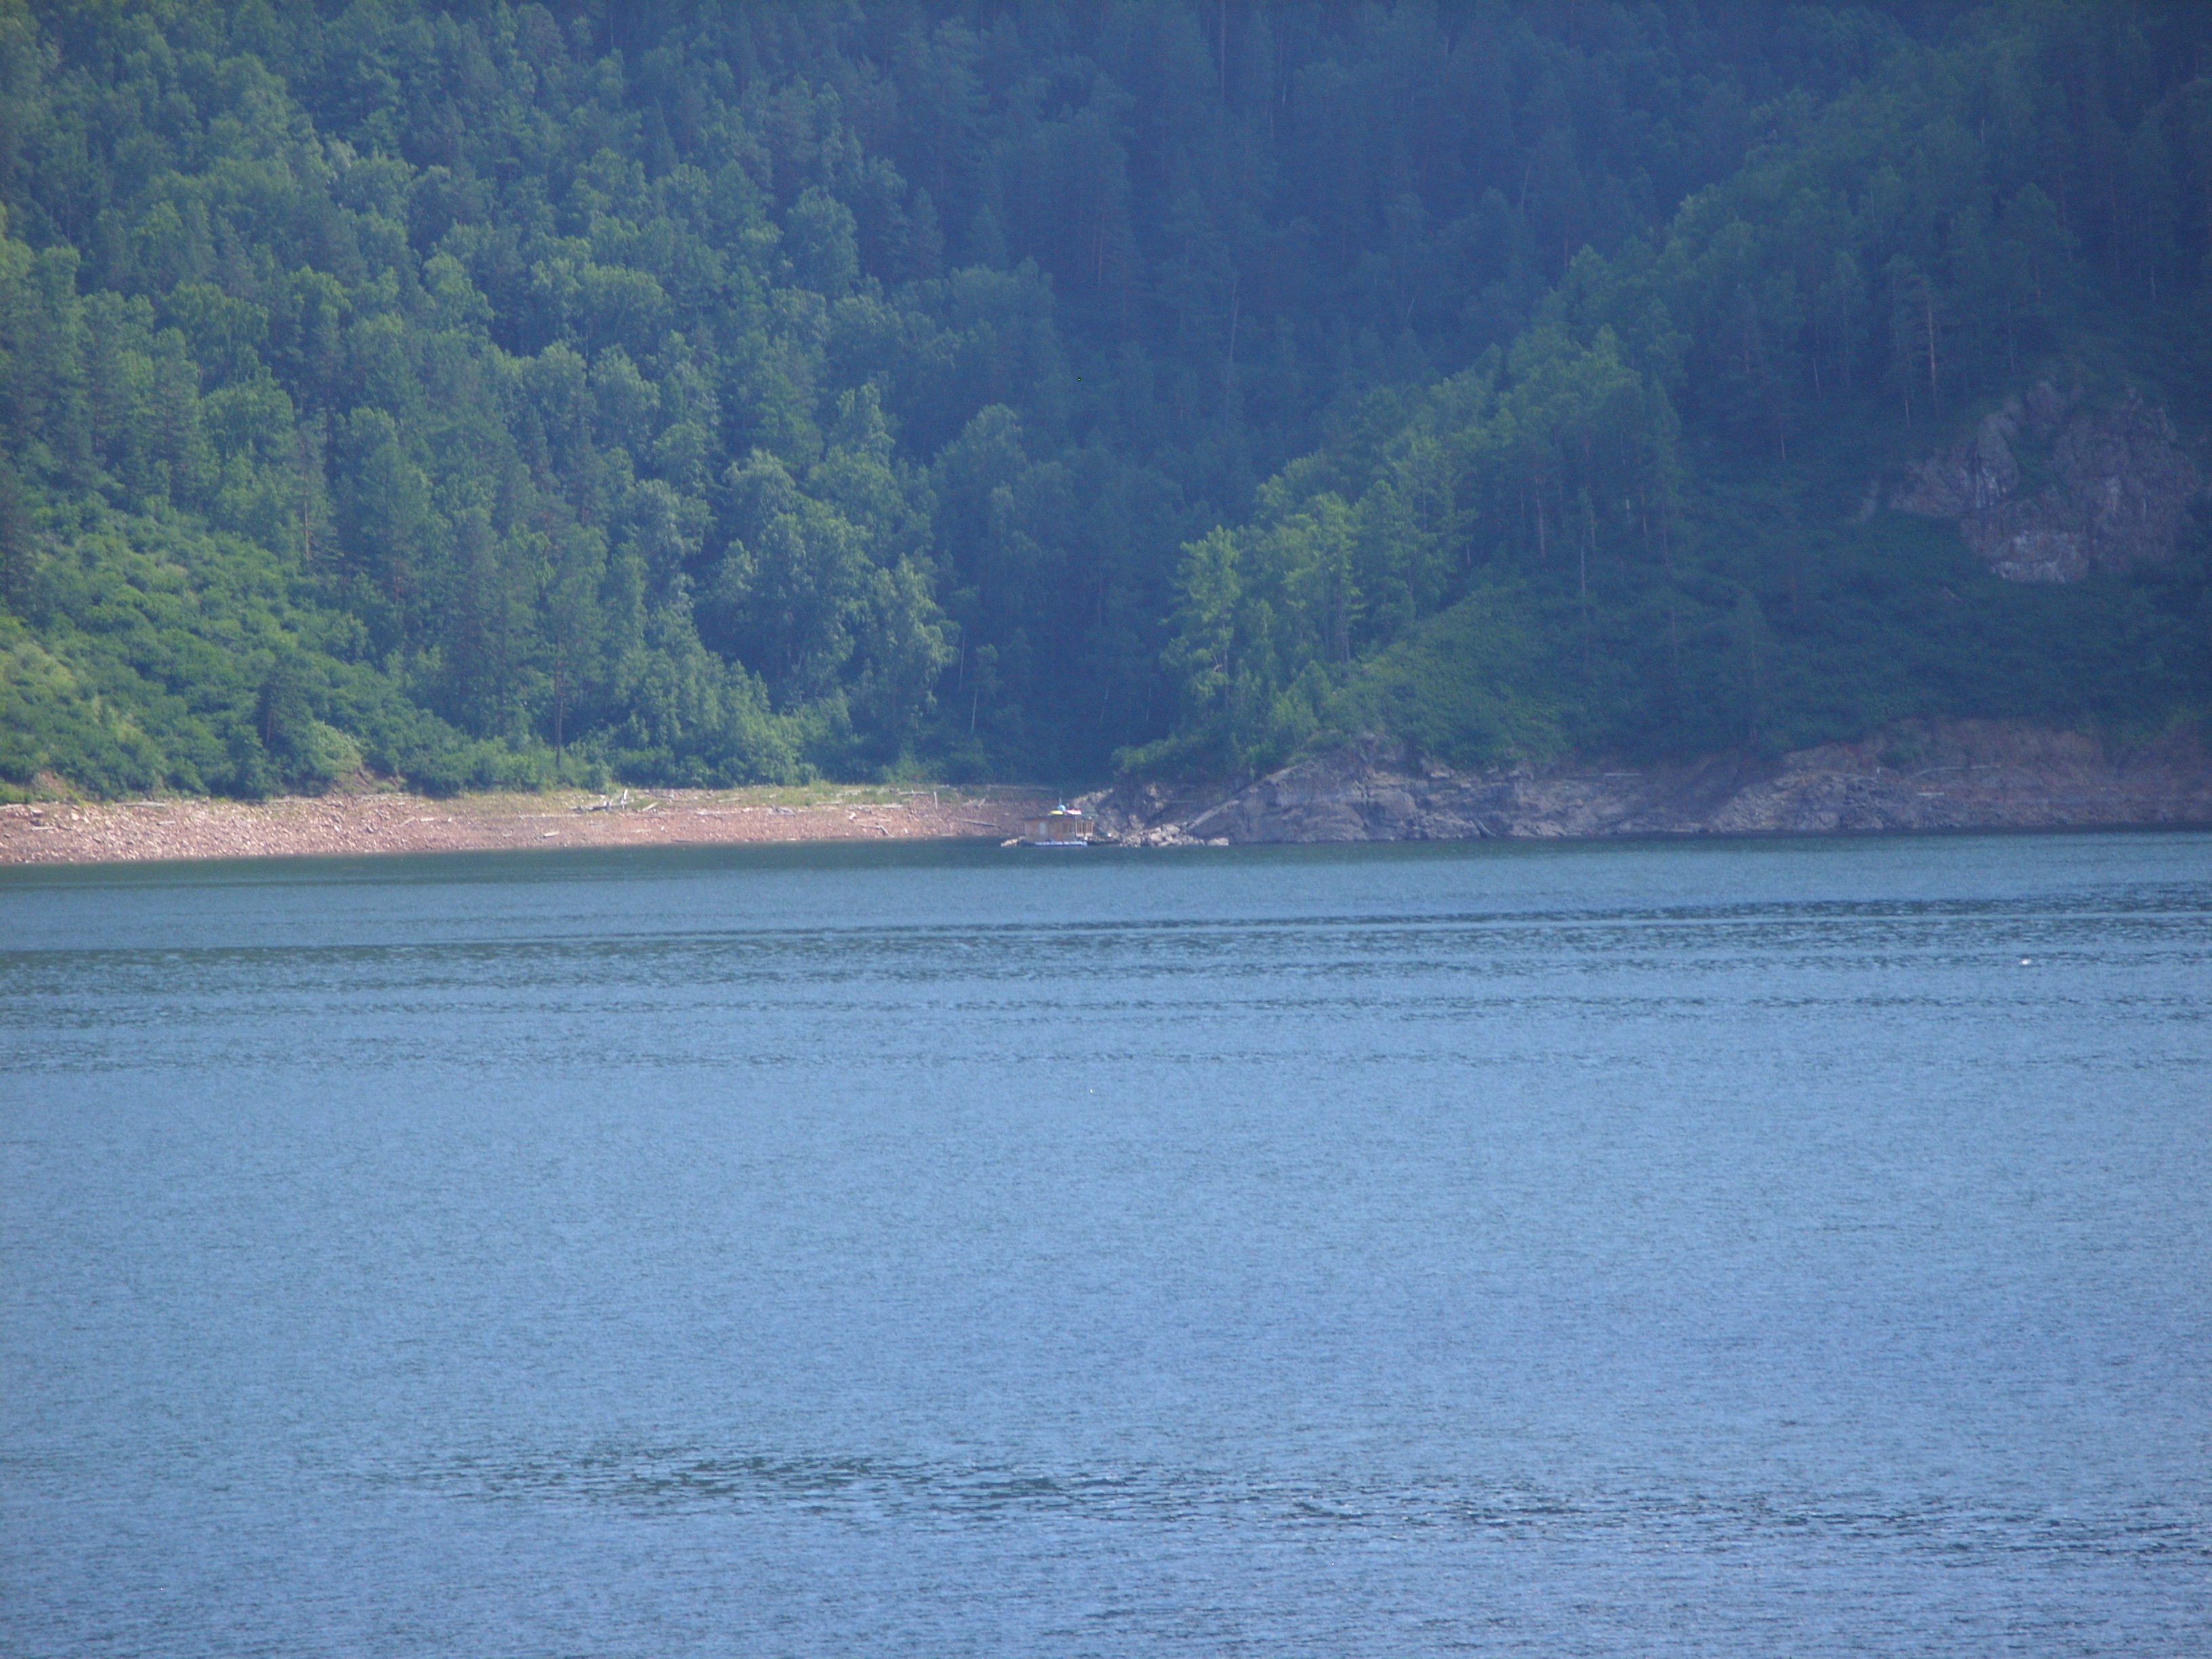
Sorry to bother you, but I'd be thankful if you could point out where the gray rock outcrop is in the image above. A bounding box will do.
[1080,724,2212,845]
[1892,384,2205,583]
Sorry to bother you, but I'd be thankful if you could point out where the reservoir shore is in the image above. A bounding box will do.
[4,720,2207,868]
[0,786,1050,866]
[1082,720,2212,846]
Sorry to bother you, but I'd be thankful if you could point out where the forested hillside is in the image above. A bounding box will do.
[1,1,2207,799]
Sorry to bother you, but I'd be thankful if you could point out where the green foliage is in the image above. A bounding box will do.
[0,3,2206,797]
[1141,1,2212,778]
[1336,592,1572,771]
[1142,325,1688,774]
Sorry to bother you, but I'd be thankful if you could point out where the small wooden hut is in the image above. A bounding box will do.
[1021,804,1092,845]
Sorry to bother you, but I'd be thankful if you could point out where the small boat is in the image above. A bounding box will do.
[1016,802,1093,846]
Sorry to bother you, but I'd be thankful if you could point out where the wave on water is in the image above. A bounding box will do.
[392,1443,2209,1563]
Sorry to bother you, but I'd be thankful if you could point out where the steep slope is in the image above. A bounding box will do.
[0,2,2206,802]
[1129,3,2212,787]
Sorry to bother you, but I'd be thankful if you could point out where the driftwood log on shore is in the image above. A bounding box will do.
[0,788,1047,867]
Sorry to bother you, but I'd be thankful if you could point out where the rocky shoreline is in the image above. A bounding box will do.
[1078,720,2212,846]
[0,786,1047,867]
[6,720,2205,869]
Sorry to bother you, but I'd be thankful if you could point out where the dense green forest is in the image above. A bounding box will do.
[0,1,2207,798]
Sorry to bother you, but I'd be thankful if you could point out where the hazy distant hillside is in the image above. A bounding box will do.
[1,1,2206,798]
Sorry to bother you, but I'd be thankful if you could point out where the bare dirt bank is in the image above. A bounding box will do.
[0,785,1049,867]
[10,719,2207,869]
[1080,720,2212,845]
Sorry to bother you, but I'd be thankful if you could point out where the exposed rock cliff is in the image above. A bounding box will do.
[1080,723,2212,845]
[1892,384,2205,583]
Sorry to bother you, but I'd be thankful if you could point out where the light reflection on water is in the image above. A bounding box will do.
[3,833,2209,1656]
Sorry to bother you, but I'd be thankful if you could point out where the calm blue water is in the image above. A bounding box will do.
[3,832,2208,1657]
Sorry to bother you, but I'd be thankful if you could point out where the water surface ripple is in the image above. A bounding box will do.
[3,834,2207,1656]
